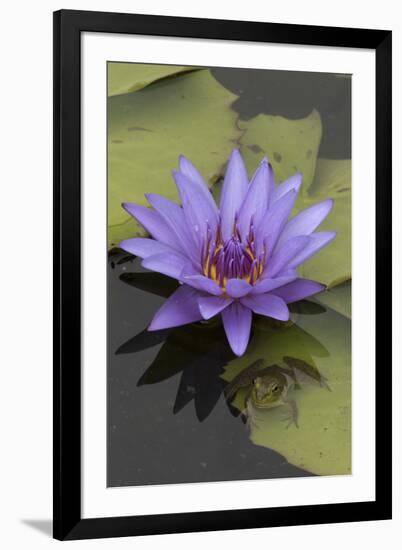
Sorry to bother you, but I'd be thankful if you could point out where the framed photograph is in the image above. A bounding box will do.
[53,9,392,540]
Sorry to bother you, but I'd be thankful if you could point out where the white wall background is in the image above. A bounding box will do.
[0,0,400,548]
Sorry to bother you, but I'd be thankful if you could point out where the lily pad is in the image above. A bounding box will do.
[108,62,197,97]
[297,159,351,287]
[221,317,329,387]
[108,69,241,247]
[315,280,351,319]
[238,110,322,192]
[222,307,351,476]
[309,158,351,196]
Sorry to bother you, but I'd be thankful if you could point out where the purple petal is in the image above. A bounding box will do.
[221,302,252,356]
[241,293,289,321]
[270,279,326,303]
[198,295,233,320]
[276,199,334,248]
[250,274,298,295]
[255,190,298,258]
[122,203,178,251]
[148,285,203,331]
[288,231,336,268]
[145,193,199,265]
[272,173,302,204]
[173,170,219,243]
[237,159,273,238]
[119,237,173,259]
[220,150,249,240]
[181,272,222,296]
[225,278,253,298]
[178,155,218,213]
[142,252,189,280]
[265,235,310,278]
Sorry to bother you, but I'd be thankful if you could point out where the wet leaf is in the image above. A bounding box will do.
[221,307,351,476]
[222,317,329,387]
[108,69,241,247]
[296,159,351,287]
[315,280,351,319]
[108,62,197,97]
[288,300,326,316]
[238,110,322,193]
[309,158,351,196]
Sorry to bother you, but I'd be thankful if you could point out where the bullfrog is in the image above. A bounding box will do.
[225,359,299,428]
[225,357,330,429]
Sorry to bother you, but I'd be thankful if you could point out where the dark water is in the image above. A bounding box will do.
[107,69,350,487]
[107,255,312,487]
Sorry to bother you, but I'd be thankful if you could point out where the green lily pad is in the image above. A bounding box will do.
[108,62,197,97]
[108,69,241,248]
[221,317,329,388]
[315,280,351,319]
[296,159,351,287]
[308,158,351,196]
[222,307,351,476]
[238,110,322,193]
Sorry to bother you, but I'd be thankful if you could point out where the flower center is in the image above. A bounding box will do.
[202,224,265,289]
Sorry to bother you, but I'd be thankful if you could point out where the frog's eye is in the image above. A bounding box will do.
[272,385,279,393]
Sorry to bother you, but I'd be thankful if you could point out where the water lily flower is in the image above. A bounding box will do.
[120,150,335,356]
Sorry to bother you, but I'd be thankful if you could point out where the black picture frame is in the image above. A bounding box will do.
[53,9,392,541]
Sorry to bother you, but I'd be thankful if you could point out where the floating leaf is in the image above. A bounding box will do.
[222,307,351,476]
[297,159,351,287]
[108,69,241,248]
[309,158,351,196]
[221,317,329,387]
[315,280,351,319]
[238,110,322,193]
[288,299,326,316]
[108,62,197,97]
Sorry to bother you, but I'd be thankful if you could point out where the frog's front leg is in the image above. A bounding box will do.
[241,398,259,431]
[281,397,299,429]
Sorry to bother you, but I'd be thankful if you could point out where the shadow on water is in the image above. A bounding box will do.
[118,321,232,422]
[108,253,328,487]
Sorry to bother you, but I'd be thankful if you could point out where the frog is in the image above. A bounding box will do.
[224,359,299,429]
[224,357,331,429]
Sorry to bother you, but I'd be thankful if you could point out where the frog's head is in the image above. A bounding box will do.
[251,375,285,408]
